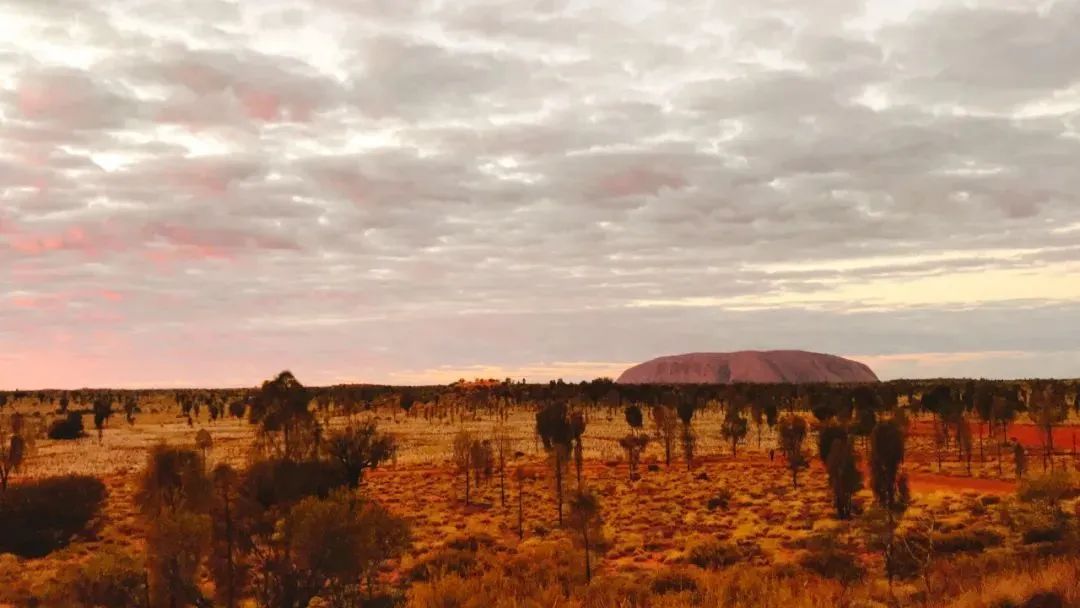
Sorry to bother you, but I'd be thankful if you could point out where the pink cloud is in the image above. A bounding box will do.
[161,157,259,195]
[99,289,125,303]
[15,68,124,130]
[593,167,687,198]
[9,226,91,255]
[9,294,67,309]
[238,89,282,121]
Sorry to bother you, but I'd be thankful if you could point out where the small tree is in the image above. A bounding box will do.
[869,418,909,589]
[676,401,696,470]
[567,489,604,583]
[1013,441,1028,480]
[249,371,317,461]
[536,402,574,524]
[825,435,862,519]
[93,396,113,442]
[777,415,809,488]
[624,404,643,433]
[493,421,512,507]
[452,429,474,505]
[817,424,847,464]
[957,417,974,476]
[618,434,648,482]
[932,417,947,472]
[324,421,396,489]
[209,464,244,608]
[1028,383,1069,471]
[470,439,495,487]
[514,465,529,540]
[355,500,411,600]
[651,405,679,466]
[720,407,749,458]
[570,411,586,487]
[137,446,213,608]
[146,510,212,608]
[195,429,213,465]
[0,412,31,492]
[123,396,138,425]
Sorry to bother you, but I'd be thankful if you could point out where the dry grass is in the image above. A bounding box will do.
[2,402,1079,607]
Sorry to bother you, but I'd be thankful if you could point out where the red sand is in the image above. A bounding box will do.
[911,419,1080,451]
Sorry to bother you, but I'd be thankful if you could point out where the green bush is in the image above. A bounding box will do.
[0,475,106,557]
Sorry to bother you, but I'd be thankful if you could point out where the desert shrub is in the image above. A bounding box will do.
[409,548,483,583]
[683,564,846,608]
[945,556,1080,608]
[47,412,85,440]
[707,488,733,511]
[445,532,499,552]
[1021,526,1066,545]
[408,534,502,582]
[242,457,348,510]
[931,527,1005,554]
[1018,592,1066,608]
[1019,471,1080,511]
[798,536,865,585]
[579,574,649,608]
[55,546,148,607]
[0,474,106,557]
[284,491,410,603]
[406,540,579,608]
[650,569,700,595]
[687,538,743,569]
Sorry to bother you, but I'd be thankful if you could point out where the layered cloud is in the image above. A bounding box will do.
[1,0,1078,388]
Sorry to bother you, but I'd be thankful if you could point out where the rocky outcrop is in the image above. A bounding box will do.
[616,350,878,384]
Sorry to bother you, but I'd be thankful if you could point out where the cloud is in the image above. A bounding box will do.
[1,0,1079,388]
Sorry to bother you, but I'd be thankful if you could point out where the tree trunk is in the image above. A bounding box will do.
[499,453,506,508]
[1046,425,1054,471]
[978,422,984,462]
[886,508,896,591]
[582,525,592,583]
[518,476,524,541]
[223,487,235,608]
[555,451,563,525]
[575,441,583,489]
[997,436,1003,478]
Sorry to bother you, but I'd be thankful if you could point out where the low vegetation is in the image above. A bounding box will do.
[0,375,1077,607]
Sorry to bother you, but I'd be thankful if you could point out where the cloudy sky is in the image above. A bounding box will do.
[1,0,1079,389]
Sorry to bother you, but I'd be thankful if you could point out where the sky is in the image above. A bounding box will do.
[1,0,1079,389]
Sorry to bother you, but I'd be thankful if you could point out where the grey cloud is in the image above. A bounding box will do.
[881,2,1080,111]
[3,0,1080,387]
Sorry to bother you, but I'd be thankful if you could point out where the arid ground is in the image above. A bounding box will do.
[3,387,1079,607]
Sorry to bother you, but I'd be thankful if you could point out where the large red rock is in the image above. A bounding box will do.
[616,350,878,384]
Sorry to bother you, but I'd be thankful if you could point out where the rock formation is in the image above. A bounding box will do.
[616,350,878,384]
